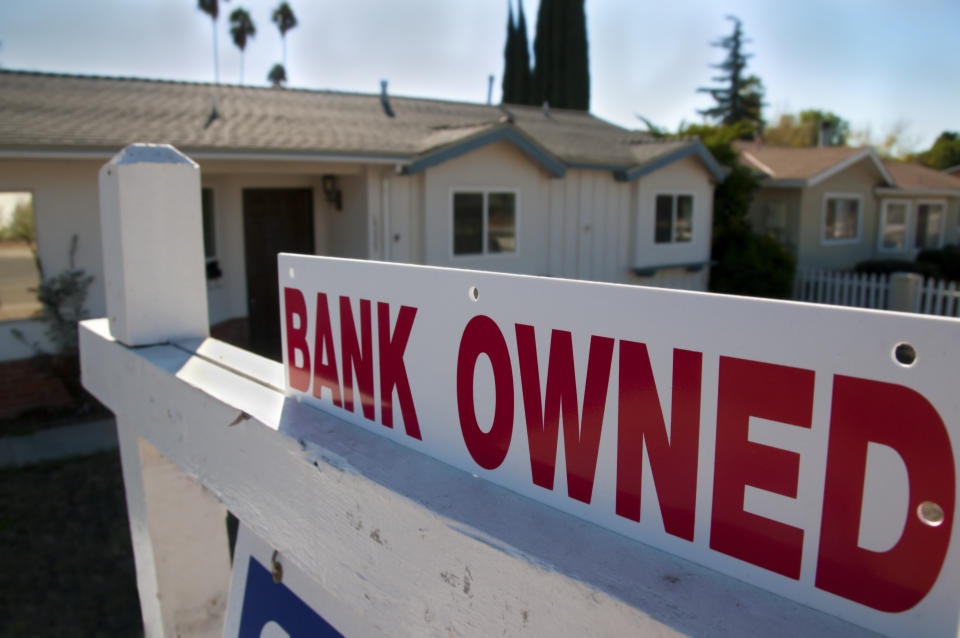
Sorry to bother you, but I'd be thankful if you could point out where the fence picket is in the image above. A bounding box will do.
[792,269,959,317]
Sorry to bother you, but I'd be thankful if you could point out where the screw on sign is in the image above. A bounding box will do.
[278,255,960,636]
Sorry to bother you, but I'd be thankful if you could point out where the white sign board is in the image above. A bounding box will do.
[278,255,959,637]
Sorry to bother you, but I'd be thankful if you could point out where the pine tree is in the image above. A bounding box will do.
[697,16,764,129]
[530,0,589,111]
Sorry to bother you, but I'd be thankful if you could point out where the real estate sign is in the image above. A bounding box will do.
[278,254,960,637]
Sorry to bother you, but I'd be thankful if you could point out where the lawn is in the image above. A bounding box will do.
[0,450,143,637]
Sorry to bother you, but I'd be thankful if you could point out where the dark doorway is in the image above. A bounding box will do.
[243,188,314,360]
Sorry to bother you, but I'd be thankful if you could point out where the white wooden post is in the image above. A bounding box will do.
[890,271,923,313]
[99,144,209,345]
[93,144,230,637]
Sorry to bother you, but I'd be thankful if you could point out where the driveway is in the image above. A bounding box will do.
[0,242,41,320]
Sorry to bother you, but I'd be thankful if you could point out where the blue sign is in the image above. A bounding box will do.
[237,557,344,638]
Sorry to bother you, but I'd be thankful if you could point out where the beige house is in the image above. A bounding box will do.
[737,142,960,272]
[0,70,725,361]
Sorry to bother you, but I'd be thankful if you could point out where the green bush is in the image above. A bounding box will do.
[917,244,960,281]
[710,227,796,298]
[856,246,960,282]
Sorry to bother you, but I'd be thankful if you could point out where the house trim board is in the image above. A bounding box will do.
[617,141,727,183]
[405,126,566,178]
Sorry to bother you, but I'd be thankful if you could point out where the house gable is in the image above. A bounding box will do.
[795,157,886,270]
[405,126,566,179]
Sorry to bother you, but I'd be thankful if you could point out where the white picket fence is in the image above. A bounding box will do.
[793,269,960,317]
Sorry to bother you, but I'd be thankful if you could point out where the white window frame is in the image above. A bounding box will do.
[914,199,946,252]
[449,188,519,258]
[821,193,862,245]
[877,199,911,254]
[652,192,695,245]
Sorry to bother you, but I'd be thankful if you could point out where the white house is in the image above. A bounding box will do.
[0,70,724,362]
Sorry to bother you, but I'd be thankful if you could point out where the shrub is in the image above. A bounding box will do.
[710,227,796,298]
[12,235,96,412]
[917,244,960,281]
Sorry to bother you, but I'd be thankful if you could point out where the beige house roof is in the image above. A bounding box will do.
[734,141,892,186]
[0,70,724,181]
[883,161,960,192]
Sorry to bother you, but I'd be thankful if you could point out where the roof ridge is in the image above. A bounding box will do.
[0,67,505,110]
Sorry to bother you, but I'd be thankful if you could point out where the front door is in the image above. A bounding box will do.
[243,188,314,360]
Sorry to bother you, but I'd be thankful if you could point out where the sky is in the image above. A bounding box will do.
[0,0,957,153]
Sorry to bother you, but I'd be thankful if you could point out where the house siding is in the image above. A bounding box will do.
[795,160,884,271]
[0,144,718,363]
[421,140,551,276]
[632,155,714,275]
[748,188,803,257]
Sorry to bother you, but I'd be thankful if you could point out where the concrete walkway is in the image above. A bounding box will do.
[0,417,118,468]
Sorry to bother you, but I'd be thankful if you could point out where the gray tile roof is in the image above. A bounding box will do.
[0,70,695,173]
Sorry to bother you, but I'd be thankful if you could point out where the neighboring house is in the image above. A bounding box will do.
[0,70,724,363]
[736,142,960,272]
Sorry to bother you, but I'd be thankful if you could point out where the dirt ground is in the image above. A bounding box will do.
[0,450,143,637]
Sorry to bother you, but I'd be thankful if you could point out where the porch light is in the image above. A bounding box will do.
[321,175,342,211]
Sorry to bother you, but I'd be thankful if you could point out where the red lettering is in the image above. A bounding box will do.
[815,376,955,611]
[340,297,375,422]
[283,287,310,392]
[515,325,614,504]
[377,302,421,439]
[710,356,814,579]
[312,293,342,407]
[457,315,514,470]
[616,343,702,541]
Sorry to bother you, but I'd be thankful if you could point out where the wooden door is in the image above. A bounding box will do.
[243,188,314,360]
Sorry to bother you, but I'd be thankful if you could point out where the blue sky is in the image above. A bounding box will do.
[0,0,956,153]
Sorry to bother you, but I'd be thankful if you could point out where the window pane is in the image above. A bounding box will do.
[453,192,483,255]
[655,195,673,243]
[881,202,907,251]
[825,197,859,240]
[675,195,693,242]
[202,188,216,258]
[0,192,41,320]
[487,192,516,253]
[915,203,944,250]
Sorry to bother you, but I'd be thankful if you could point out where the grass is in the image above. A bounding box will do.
[0,450,143,637]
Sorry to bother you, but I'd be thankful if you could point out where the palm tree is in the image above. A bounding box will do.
[271,3,297,71]
[197,0,224,83]
[229,8,256,84]
[268,63,287,88]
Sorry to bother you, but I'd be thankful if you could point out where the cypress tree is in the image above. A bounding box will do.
[515,1,532,104]
[531,0,589,111]
[501,3,519,103]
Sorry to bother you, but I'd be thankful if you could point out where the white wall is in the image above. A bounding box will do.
[0,159,105,360]
[422,141,551,276]
[417,144,714,288]
[632,155,715,271]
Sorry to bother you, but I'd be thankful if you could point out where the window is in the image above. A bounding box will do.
[879,200,908,252]
[453,190,516,256]
[915,201,944,250]
[654,194,693,244]
[0,191,41,320]
[823,195,861,243]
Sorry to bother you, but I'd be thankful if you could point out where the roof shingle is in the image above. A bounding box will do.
[0,70,690,172]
